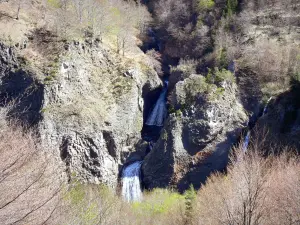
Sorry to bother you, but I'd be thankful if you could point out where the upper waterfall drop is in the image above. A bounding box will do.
[121,161,143,202]
[145,81,168,127]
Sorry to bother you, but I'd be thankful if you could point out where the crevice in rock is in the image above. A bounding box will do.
[103,130,117,158]
[60,137,70,162]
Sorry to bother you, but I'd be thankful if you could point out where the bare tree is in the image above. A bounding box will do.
[0,106,65,225]
[193,135,300,225]
[146,49,163,76]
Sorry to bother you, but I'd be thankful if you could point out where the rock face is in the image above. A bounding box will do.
[256,85,300,151]
[0,42,44,125]
[143,74,248,191]
[40,41,161,187]
[0,40,161,187]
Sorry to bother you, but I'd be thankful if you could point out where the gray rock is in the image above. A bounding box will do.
[37,41,161,187]
[0,40,162,187]
[256,87,300,152]
[143,74,248,191]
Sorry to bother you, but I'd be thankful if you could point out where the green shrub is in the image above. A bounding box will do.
[168,105,176,114]
[226,0,238,17]
[175,109,182,117]
[215,68,235,83]
[185,75,209,97]
[184,185,197,222]
[207,67,235,84]
[132,189,184,215]
[198,0,215,11]
[47,0,61,8]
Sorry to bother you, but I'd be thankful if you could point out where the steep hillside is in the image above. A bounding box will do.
[0,0,300,224]
[0,0,161,187]
[0,0,299,196]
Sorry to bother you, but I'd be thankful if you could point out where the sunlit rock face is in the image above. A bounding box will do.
[143,75,248,191]
[0,40,162,187]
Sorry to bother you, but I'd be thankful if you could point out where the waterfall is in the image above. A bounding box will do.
[122,161,142,202]
[242,130,251,152]
[145,83,168,127]
[263,97,273,115]
[242,97,273,152]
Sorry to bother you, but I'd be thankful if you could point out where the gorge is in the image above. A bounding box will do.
[0,0,299,224]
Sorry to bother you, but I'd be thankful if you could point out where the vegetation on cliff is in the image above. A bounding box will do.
[0,0,299,224]
[0,107,298,224]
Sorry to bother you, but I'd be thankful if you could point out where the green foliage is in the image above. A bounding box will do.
[197,0,215,11]
[196,17,204,29]
[175,109,182,117]
[47,0,61,8]
[206,68,214,83]
[183,68,234,102]
[215,68,235,83]
[43,58,60,84]
[44,76,54,82]
[63,181,116,225]
[162,130,168,141]
[186,75,209,97]
[217,47,228,69]
[226,0,238,17]
[132,189,184,215]
[169,104,187,117]
[40,108,48,113]
[207,67,235,84]
[66,182,86,205]
[168,105,176,114]
[112,77,133,97]
[184,185,196,222]
[216,87,225,96]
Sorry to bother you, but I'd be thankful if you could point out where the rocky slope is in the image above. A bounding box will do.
[0,38,161,187]
[143,74,248,191]
[256,84,300,151]
[0,0,299,192]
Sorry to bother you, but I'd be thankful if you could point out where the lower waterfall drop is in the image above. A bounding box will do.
[122,161,143,202]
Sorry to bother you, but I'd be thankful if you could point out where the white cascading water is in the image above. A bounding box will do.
[263,97,273,115]
[122,161,143,202]
[145,86,168,126]
[243,97,272,152]
[242,130,251,152]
